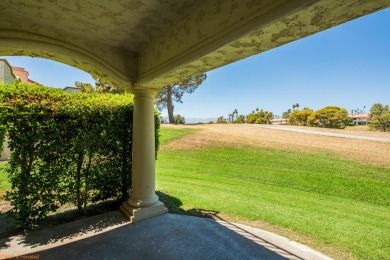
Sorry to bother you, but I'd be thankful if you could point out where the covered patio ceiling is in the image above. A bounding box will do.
[1,0,389,90]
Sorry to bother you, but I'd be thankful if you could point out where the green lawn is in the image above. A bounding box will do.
[156,128,390,259]
[0,163,10,192]
[158,127,197,145]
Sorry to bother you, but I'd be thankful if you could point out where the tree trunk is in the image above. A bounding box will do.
[167,86,175,123]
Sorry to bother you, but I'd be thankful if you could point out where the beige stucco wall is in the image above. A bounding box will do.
[0,59,16,83]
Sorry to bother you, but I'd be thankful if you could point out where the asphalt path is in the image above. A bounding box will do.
[255,125,390,143]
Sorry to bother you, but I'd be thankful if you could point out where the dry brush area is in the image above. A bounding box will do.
[161,124,390,167]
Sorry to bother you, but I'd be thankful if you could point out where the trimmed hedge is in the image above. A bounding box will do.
[0,81,160,228]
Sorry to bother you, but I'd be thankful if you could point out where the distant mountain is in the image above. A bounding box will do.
[185,118,217,124]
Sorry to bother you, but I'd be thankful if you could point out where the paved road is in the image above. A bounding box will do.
[255,125,390,143]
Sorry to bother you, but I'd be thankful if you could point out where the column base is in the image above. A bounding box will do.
[120,200,168,223]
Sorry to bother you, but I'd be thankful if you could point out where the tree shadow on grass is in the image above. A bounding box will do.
[156,191,219,219]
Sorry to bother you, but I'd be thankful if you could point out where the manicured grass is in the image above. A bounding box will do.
[156,128,390,259]
[0,163,10,192]
[158,127,198,145]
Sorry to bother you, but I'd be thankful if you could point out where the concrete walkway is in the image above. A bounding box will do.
[256,125,390,143]
[0,212,331,260]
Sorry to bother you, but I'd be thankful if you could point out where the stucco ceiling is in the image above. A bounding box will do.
[0,0,389,90]
[0,0,200,52]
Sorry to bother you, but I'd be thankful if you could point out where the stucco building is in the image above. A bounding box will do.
[270,118,288,125]
[11,66,39,84]
[63,86,82,93]
[349,113,371,125]
[0,58,16,83]
[0,58,39,85]
[0,59,15,160]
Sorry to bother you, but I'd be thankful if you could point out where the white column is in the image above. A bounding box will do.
[120,88,167,222]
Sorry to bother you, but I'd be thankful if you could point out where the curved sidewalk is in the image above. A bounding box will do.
[256,125,390,142]
[0,211,331,260]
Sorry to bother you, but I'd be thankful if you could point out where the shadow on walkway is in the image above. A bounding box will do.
[0,192,330,260]
[2,213,293,260]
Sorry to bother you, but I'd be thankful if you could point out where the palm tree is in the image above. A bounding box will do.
[296,103,300,110]
[233,109,238,121]
[256,108,259,112]
[228,113,232,123]
[292,104,296,111]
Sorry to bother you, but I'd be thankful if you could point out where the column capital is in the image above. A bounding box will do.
[131,87,161,97]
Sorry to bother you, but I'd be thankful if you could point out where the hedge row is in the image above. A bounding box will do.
[0,81,160,228]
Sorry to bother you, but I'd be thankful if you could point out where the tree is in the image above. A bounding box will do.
[155,73,207,123]
[93,77,123,94]
[264,111,273,124]
[233,114,245,124]
[233,109,238,121]
[216,116,227,124]
[307,112,318,127]
[246,109,273,124]
[282,109,292,119]
[228,113,233,123]
[75,81,94,93]
[75,78,123,94]
[174,114,185,124]
[314,106,351,128]
[288,108,313,126]
[292,104,296,111]
[370,103,390,132]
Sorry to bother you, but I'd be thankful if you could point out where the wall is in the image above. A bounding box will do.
[0,59,16,83]
[11,67,29,83]
[0,59,15,160]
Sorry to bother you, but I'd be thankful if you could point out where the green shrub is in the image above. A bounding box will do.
[0,124,5,153]
[174,114,185,124]
[0,81,160,228]
[216,116,227,124]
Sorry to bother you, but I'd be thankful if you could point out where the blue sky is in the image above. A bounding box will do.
[3,8,390,119]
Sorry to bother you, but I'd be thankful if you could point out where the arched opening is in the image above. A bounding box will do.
[0,32,135,89]
[1,56,95,88]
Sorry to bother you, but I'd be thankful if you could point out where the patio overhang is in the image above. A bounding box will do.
[1,0,389,90]
[1,0,389,222]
